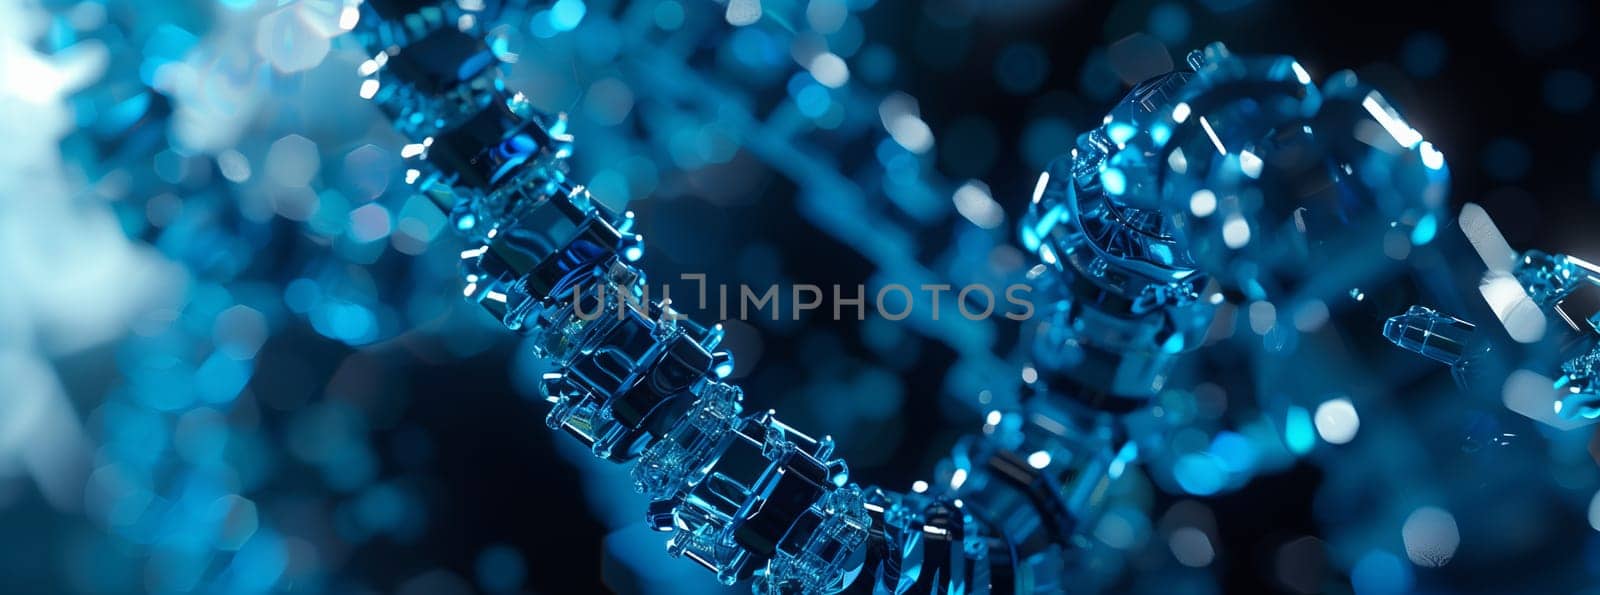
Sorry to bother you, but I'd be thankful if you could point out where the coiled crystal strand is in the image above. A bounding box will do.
[343,3,1050,592]
[341,3,1256,593]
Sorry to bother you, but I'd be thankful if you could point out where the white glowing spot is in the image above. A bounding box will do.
[486,291,508,303]
[1459,203,1516,272]
[255,7,332,74]
[217,150,252,183]
[1222,216,1251,248]
[1570,256,1600,279]
[359,79,380,99]
[1106,122,1136,147]
[1100,167,1127,195]
[460,246,489,259]
[1402,506,1459,567]
[1587,490,1600,531]
[1362,93,1423,148]
[1168,147,1188,174]
[808,52,849,88]
[1169,528,1215,567]
[265,134,320,187]
[726,0,761,26]
[912,480,929,493]
[405,168,421,184]
[1108,442,1136,479]
[1314,397,1359,444]
[953,181,1004,229]
[879,93,934,154]
[358,59,381,77]
[1027,451,1052,469]
[339,5,360,30]
[1032,171,1050,203]
[1189,189,1217,217]
[1503,368,1591,430]
[463,282,478,297]
[1239,150,1263,178]
[950,468,968,489]
[1150,123,1171,146]
[1172,102,1191,124]
[1291,61,1312,85]
[889,115,932,153]
[1420,141,1445,170]
[1021,366,1038,384]
[1199,116,1226,155]
[1479,272,1547,343]
[347,203,392,243]
[986,410,1002,426]
[1039,244,1058,265]
[400,143,426,158]
[1247,301,1276,335]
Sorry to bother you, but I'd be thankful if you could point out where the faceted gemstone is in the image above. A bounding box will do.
[1383,305,1476,366]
